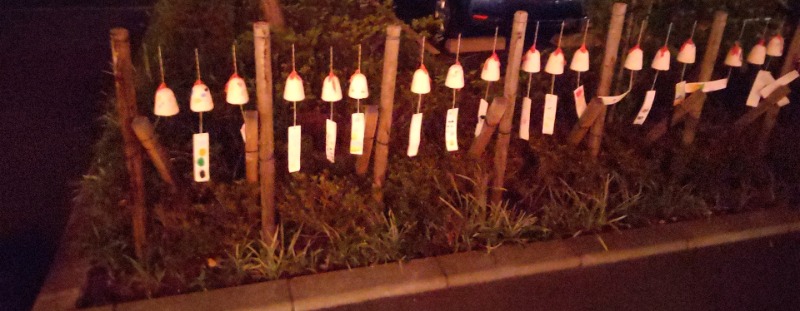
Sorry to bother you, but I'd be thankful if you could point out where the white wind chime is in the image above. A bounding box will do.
[571,20,591,123]
[321,47,343,163]
[283,44,305,173]
[542,21,566,135]
[445,34,464,151]
[408,37,431,157]
[633,22,673,125]
[519,21,541,140]
[476,27,501,137]
[349,44,368,156]
[673,21,697,107]
[191,48,214,182]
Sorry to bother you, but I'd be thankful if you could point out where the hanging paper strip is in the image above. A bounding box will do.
[350,112,365,155]
[542,94,558,135]
[600,90,630,105]
[633,90,656,125]
[445,108,459,151]
[760,71,799,98]
[701,79,728,93]
[326,119,337,163]
[747,71,775,107]
[673,81,686,106]
[573,86,587,118]
[288,125,301,173]
[408,113,423,157]
[519,97,532,140]
[239,123,246,142]
[475,99,489,137]
[193,133,210,182]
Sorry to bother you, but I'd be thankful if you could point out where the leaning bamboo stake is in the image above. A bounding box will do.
[253,22,276,239]
[468,97,509,158]
[780,24,800,75]
[132,116,177,192]
[244,111,259,183]
[681,11,728,146]
[372,25,402,203]
[260,0,285,28]
[490,11,527,204]
[756,24,800,156]
[110,28,146,259]
[356,105,379,175]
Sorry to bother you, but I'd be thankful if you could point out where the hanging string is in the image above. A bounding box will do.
[195,48,204,133]
[526,21,539,99]
[157,45,165,84]
[291,43,297,125]
[418,37,425,114]
[680,21,698,82]
[483,27,500,100]
[293,101,297,126]
[329,46,334,120]
[651,23,673,90]
[453,33,462,109]
[551,21,565,94]
[577,19,589,87]
[356,44,361,113]
[232,43,238,74]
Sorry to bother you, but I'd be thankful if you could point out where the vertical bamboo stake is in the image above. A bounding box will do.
[587,3,627,158]
[260,0,285,28]
[253,22,276,239]
[757,24,800,156]
[489,11,527,204]
[372,25,402,203]
[681,11,727,146]
[244,111,259,183]
[110,28,146,259]
[355,105,379,175]
[131,116,177,193]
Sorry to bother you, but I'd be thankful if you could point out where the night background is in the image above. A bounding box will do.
[1,0,800,310]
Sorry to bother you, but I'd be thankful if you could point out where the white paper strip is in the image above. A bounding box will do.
[349,112,365,155]
[519,97,532,140]
[760,70,799,98]
[475,98,489,137]
[573,86,587,118]
[288,125,301,173]
[193,133,210,182]
[778,98,790,107]
[325,119,336,163]
[685,82,704,93]
[408,113,423,157]
[702,78,728,93]
[542,94,557,135]
[673,81,686,106]
[446,108,459,151]
[633,90,656,125]
[748,71,776,107]
[599,90,629,105]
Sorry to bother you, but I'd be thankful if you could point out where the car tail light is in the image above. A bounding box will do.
[472,14,489,21]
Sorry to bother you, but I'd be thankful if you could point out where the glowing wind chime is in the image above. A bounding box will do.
[444,34,464,151]
[633,22,673,125]
[571,20,590,120]
[476,27,501,136]
[283,44,305,173]
[542,21,566,135]
[519,21,540,140]
[321,47,343,163]
[764,20,785,69]
[596,20,643,106]
[349,44,368,156]
[673,21,697,107]
[153,46,180,120]
[191,49,214,182]
[408,37,431,157]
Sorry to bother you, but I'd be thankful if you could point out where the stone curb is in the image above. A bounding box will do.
[33,208,800,311]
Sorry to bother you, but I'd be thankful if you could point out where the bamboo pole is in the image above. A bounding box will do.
[586,3,627,157]
[756,24,800,156]
[372,25,402,203]
[780,24,800,76]
[244,111,259,183]
[733,85,790,129]
[490,11,527,204]
[110,28,146,259]
[681,11,727,146]
[356,105,379,175]
[260,0,285,28]
[253,22,276,239]
[468,97,508,158]
[131,116,177,192]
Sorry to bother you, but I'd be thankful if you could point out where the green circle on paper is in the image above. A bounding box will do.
[197,158,205,166]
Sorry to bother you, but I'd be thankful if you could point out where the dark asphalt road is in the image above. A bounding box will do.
[0,7,149,311]
[331,233,800,311]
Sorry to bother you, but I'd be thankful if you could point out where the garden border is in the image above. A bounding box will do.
[33,207,800,311]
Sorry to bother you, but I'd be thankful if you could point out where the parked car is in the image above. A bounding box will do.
[396,0,587,49]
